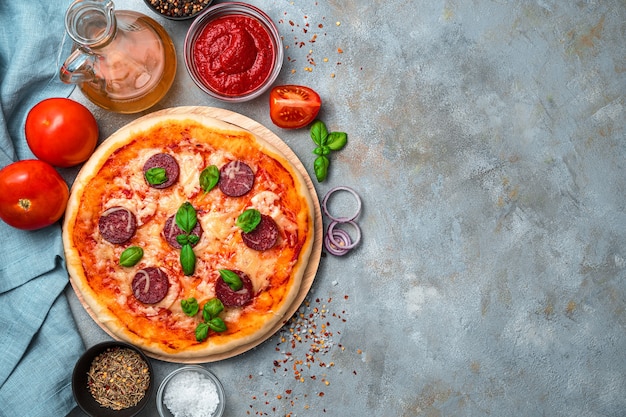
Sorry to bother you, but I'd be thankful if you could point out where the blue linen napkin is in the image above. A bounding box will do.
[0,1,85,416]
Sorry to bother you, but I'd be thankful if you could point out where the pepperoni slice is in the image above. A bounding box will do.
[218,160,254,197]
[143,153,179,189]
[215,270,254,307]
[162,214,203,249]
[131,267,170,304]
[98,206,137,244]
[241,214,279,251]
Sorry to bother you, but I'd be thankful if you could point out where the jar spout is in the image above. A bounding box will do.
[65,0,116,49]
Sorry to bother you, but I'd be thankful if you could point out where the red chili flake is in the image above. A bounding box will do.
[318,392,325,397]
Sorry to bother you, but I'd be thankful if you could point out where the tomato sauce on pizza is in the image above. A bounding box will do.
[63,109,315,359]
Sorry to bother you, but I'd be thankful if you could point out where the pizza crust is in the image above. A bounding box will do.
[63,107,319,360]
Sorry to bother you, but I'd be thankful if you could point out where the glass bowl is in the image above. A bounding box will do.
[142,0,214,20]
[184,2,283,102]
[157,365,226,417]
[72,341,154,417]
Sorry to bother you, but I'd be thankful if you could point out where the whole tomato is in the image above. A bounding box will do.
[25,97,98,167]
[0,160,69,230]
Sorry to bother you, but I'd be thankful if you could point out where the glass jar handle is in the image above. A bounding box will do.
[60,49,96,84]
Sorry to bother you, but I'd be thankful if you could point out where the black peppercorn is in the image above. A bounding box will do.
[146,0,212,19]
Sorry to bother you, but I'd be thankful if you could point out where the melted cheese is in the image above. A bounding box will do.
[69,118,313,356]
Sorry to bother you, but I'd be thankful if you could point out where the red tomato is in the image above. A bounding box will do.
[0,160,69,230]
[25,97,98,167]
[269,85,321,129]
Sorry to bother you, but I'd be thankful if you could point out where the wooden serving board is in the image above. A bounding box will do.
[70,106,323,363]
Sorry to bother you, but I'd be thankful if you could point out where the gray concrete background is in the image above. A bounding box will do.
[67,0,626,416]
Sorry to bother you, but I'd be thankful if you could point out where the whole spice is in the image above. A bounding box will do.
[87,347,150,410]
[147,0,212,19]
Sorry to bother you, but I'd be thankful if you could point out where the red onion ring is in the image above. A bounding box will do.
[324,220,361,256]
[324,227,352,256]
[322,186,362,223]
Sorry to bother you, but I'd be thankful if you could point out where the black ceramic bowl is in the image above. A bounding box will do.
[72,341,154,417]
[143,0,213,20]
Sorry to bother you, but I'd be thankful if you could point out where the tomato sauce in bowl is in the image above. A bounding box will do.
[184,2,283,102]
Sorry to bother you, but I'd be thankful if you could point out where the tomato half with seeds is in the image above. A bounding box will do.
[269,85,321,129]
[25,97,98,167]
[0,160,69,230]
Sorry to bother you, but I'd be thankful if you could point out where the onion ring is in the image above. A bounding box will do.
[321,186,362,223]
[324,227,352,256]
[325,220,361,253]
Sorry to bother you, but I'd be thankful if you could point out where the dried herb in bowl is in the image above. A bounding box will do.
[87,346,151,410]
[145,0,212,19]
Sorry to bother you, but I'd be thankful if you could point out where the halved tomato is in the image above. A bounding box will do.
[269,85,321,129]
[0,160,69,230]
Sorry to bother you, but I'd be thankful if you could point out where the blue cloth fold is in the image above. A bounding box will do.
[0,1,85,416]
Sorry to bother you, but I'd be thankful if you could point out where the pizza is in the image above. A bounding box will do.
[63,107,317,360]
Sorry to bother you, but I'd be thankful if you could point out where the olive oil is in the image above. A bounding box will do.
[77,13,176,113]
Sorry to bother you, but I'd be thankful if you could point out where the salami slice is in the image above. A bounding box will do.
[241,214,279,251]
[218,160,254,197]
[98,206,137,244]
[162,214,203,249]
[132,267,170,304]
[215,270,254,307]
[143,153,179,189]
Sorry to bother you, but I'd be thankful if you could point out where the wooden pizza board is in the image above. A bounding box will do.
[69,106,323,363]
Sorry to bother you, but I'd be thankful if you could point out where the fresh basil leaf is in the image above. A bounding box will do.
[200,165,219,193]
[203,298,224,322]
[314,155,330,182]
[236,209,261,233]
[176,234,189,246]
[119,246,143,267]
[195,322,209,342]
[188,235,200,245]
[326,132,348,151]
[181,297,199,317]
[219,269,243,291]
[145,167,167,185]
[207,317,227,333]
[176,202,197,234]
[180,244,196,275]
[310,120,328,146]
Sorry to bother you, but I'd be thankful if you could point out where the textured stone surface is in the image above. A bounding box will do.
[68,0,626,416]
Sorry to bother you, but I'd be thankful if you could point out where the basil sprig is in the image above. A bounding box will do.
[181,297,199,317]
[175,202,198,275]
[236,208,261,233]
[119,246,143,267]
[195,298,227,342]
[310,120,347,182]
[180,244,196,275]
[200,165,219,193]
[145,167,167,185]
[176,202,197,233]
[219,269,243,291]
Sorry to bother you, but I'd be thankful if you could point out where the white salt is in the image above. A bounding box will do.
[163,370,220,417]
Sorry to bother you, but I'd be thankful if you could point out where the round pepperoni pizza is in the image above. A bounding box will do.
[63,107,319,361]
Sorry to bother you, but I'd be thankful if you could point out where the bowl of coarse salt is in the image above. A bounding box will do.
[156,365,225,417]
